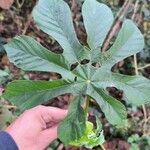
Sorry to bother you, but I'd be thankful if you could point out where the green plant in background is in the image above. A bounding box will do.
[0,101,15,130]
[2,0,150,148]
[128,134,140,150]
[0,70,9,84]
[128,134,150,150]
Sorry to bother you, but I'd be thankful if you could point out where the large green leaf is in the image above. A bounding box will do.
[33,0,86,64]
[111,73,150,105]
[100,19,145,69]
[2,0,149,147]
[92,70,150,106]
[87,86,127,125]
[82,0,114,61]
[3,80,74,112]
[4,35,74,80]
[58,95,86,144]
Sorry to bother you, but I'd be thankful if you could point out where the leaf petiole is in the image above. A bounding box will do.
[84,96,90,117]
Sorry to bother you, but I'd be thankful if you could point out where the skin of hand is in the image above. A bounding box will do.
[6,105,67,150]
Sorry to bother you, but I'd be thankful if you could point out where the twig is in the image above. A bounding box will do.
[16,0,25,8]
[142,104,148,135]
[132,0,139,76]
[22,13,32,35]
[138,64,150,70]
[4,105,17,109]
[131,0,139,21]
[132,0,139,75]
[100,144,106,150]
[101,0,132,52]
[133,54,139,75]
[131,0,148,135]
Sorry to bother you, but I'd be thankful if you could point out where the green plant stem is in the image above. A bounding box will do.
[84,96,90,117]
[100,144,106,150]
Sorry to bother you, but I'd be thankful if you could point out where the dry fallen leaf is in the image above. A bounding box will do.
[2,55,10,66]
[0,0,14,9]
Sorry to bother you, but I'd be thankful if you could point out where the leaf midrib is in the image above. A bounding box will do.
[39,2,80,62]
[7,81,87,98]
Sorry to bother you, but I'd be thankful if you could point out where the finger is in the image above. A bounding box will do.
[34,105,67,122]
[39,125,58,146]
[45,107,67,121]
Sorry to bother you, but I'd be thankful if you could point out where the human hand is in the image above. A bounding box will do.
[6,105,67,150]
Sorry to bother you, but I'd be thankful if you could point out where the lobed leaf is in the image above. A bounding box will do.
[87,86,127,125]
[3,80,74,112]
[92,70,150,106]
[100,19,145,69]
[111,73,150,105]
[33,0,87,64]
[58,95,86,144]
[2,0,149,146]
[82,0,114,61]
[4,35,74,80]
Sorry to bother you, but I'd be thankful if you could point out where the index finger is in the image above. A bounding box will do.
[33,105,67,122]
